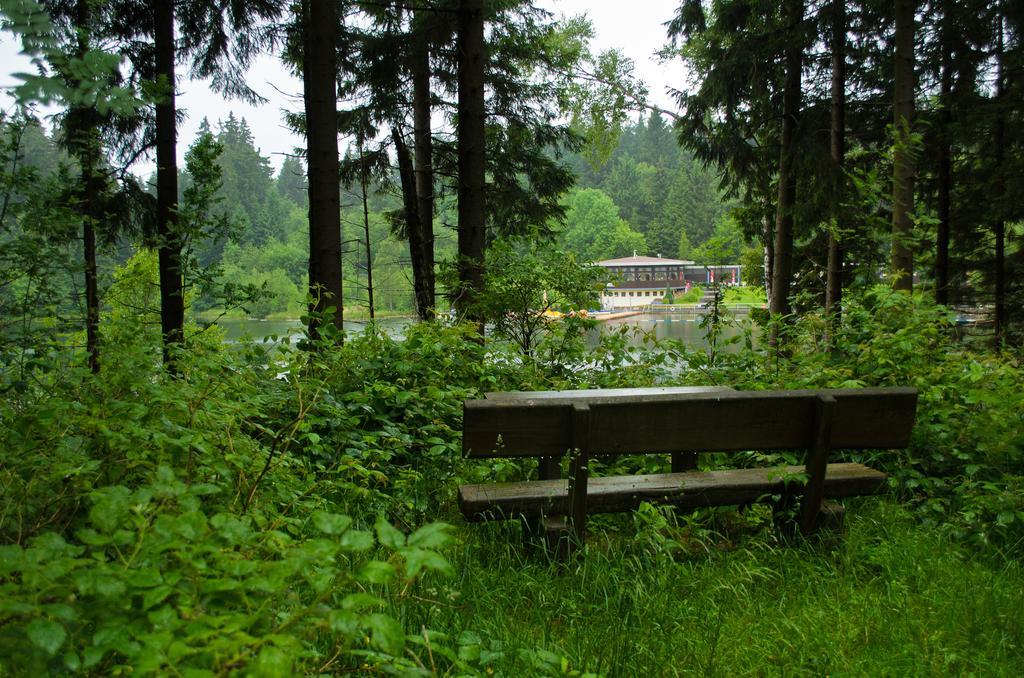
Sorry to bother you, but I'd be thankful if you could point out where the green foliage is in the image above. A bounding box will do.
[2,263,1024,674]
[568,113,726,259]
[717,288,1024,551]
[471,237,602,361]
[434,502,1024,675]
[723,285,767,305]
[0,469,453,674]
[693,213,745,264]
[565,47,648,166]
[0,113,82,372]
[1,0,143,115]
[560,187,647,261]
[698,280,729,364]
[0,311,467,674]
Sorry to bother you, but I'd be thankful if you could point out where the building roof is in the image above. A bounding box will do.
[605,281,690,290]
[594,255,694,267]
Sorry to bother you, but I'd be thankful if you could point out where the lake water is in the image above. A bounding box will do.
[217,312,755,352]
[586,312,754,352]
[217,317,414,343]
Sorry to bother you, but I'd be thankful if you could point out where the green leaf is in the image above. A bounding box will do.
[63,652,81,671]
[457,630,482,646]
[339,529,373,552]
[366,613,405,655]
[26,618,66,656]
[89,486,131,533]
[143,586,174,610]
[328,609,360,637]
[358,560,396,585]
[312,511,353,536]
[251,646,291,677]
[341,593,384,611]
[375,516,406,549]
[407,522,452,549]
[402,547,453,578]
[0,545,24,574]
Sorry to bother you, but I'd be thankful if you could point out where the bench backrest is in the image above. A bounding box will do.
[462,387,918,458]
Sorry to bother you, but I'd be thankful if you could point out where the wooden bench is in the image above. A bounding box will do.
[458,387,918,556]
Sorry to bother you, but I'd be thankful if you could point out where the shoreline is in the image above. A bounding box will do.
[591,310,644,322]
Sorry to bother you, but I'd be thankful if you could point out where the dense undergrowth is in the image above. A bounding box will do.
[1,288,1022,674]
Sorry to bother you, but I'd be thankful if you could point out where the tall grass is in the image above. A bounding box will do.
[396,500,1024,676]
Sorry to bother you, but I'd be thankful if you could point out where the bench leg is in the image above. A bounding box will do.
[777,498,846,539]
[541,516,571,561]
[671,451,698,472]
[814,500,846,535]
[520,457,563,549]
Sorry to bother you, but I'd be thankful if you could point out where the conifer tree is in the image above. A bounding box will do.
[455,0,486,320]
[301,0,344,335]
[891,0,916,292]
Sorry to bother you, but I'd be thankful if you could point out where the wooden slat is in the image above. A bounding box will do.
[459,463,887,521]
[462,388,917,458]
[484,386,734,401]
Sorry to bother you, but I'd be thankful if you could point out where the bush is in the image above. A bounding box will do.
[0,320,464,673]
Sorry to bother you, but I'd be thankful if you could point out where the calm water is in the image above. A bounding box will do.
[217,317,413,343]
[217,312,755,351]
[586,312,754,351]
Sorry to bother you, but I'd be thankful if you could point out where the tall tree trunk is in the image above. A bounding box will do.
[155,0,184,366]
[993,9,1006,343]
[825,0,846,322]
[303,0,344,336]
[935,19,952,306]
[71,0,101,373]
[770,0,803,320]
[412,24,436,319]
[762,214,773,304]
[455,0,486,322]
[392,129,431,320]
[358,133,374,320]
[891,0,916,292]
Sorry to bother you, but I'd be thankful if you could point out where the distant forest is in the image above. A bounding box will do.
[14,111,732,319]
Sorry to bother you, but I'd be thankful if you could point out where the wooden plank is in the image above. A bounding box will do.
[800,394,837,535]
[459,463,887,521]
[484,386,734,401]
[462,388,917,458]
[567,403,591,547]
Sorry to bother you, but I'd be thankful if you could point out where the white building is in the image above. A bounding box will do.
[595,255,742,310]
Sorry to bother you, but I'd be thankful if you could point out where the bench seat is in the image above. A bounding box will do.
[460,387,917,556]
[460,462,887,521]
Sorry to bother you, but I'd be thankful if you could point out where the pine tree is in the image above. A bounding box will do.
[277,156,308,209]
[455,0,485,320]
[301,0,344,335]
[891,0,916,292]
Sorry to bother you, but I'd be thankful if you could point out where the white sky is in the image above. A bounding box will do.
[0,0,684,174]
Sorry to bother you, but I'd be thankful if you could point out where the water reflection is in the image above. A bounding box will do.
[586,312,755,352]
[216,317,412,343]
[216,312,756,352]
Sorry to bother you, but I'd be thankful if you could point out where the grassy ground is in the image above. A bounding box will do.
[394,499,1023,676]
[723,286,768,305]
